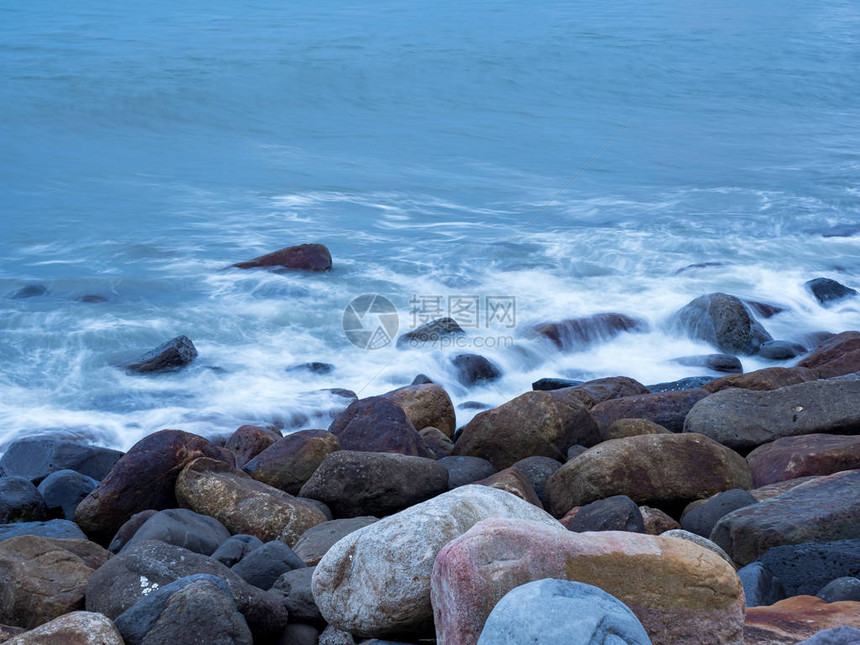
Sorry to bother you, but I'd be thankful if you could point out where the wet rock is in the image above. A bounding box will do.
[711,471,860,566]
[566,495,645,533]
[817,577,860,603]
[552,376,650,410]
[738,562,786,607]
[744,596,860,645]
[602,418,670,441]
[529,313,648,351]
[797,627,860,645]
[432,519,745,645]
[396,317,464,349]
[0,438,122,483]
[107,510,158,553]
[745,301,786,319]
[125,335,198,373]
[243,429,341,495]
[175,457,327,545]
[532,377,584,391]
[670,292,773,355]
[418,427,454,458]
[411,374,433,385]
[546,433,751,518]
[685,380,860,452]
[0,519,86,541]
[510,456,563,507]
[451,354,501,385]
[755,539,860,597]
[10,285,47,299]
[747,434,860,487]
[589,388,709,434]
[292,516,378,566]
[122,507,231,555]
[78,293,108,303]
[311,485,559,638]
[232,243,332,271]
[438,456,497,488]
[759,340,807,360]
[806,278,858,307]
[661,528,734,567]
[639,506,679,534]
[452,390,599,469]
[671,354,743,374]
[224,425,282,466]
[231,540,305,590]
[288,362,335,374]
[646,375,716,392]
[74,429,225,544]
[476,579,651,645]
[702,366,816,393]
[3,611,123,644]
[299,451,448,518]
[382,383,456,438]
[798,331,860,379]
[36,470,97,520]
[681,488,758,538]
[0,477,46,523]
[751,475,822,501]
[329,396,431,457]
[458,400,491,410]
[271,566,321,623]
[0,536,110,628]
[474,468,542,508]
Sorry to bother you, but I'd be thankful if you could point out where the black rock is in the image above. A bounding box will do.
[211,534,264,568]
[646,376,717,393]
[123,508,231,556]
[737,562,786,607]
[567,495,645,533]
[438,455,496,489]
[10,284,47,299]
[757,539,860,596]
[682,489,758,539]
[411,374,434,385]
[458,401,492,410]
[817,576,860,603]
[806,278,858,307]
[280,623,322,645]
[566,445,588,461]
[671,354,742,374]
[78,294,108,303]
[108,510,159,553]
[0,519,86,541]
[288,362,335,374]
[0,438,123,483]
[0,476,47,523]
[531,378,585,391]
[397,317,464,349]
[670,292,773,355]
[758,340,808,360]
[36,469,97,520]
[450,354,502,386]
[271,566,321,623]
[125,335,198,373]
[230,540,306,590]
[511,456,563,507]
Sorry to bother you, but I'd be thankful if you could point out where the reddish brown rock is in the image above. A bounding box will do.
[474,468,543,508]
[603,418,670,441]
[329,396,431,457]
[703,367,816,394]
[382,383,456,438]
[419,427,454,458]
[750,476,821,501]
[232,243,332,271]
[74,429,226,544]
[529,313,649,351]
[640,506,681,535]
[744,596,860,645]
[242,429,340,495]
[551,376,650,409]
[589,388,710,434]
[225,425,282,466]
[747,433,860,487]
[798,331,860,376]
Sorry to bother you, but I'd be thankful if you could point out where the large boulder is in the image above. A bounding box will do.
[0,477,46,523]
[744,596,860,645]
[510,456,563,507]
[328,397,431,457]
[602,418,670,441]
[299,451,448,518]
[589,389,710,434]
[806,278,858,307]
[684,380,860,452]
[702,366,816,394]
[121,507,231,555]
[311,485,559,638]
[452,390,599,469]
[546,433,751,517]
[670,292,772,354]
[0,536,110,628]
[242,429,341,495]
[230,540,305,590]
[755,539,860,597]
[37,470,97,520]
[3,611,123,645]
[438,456,496,488]
[746,434,860,487]
[292,517,378,566]
[475,579,651,645]
[271,566,321,623]
[232,243,332,271]
[711,470,860,566]
[681,489,758,538]
[74,429,225,544]
[382,383,456,438]
[474,468,543,508]
[553,376,650,410]
[431,519,745,645]
[107,510,159,553]
[0,439,122,483]
[529,313,648,351]
[224,425,282,466]
[797,331,860,379]
[175,457,327,545]
[566,495,645,533]
[125,335,198,373]
[817,577,860,603]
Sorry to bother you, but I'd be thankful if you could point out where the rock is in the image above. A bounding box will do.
[681,489,758,538]
[108,510,159,553]
[751,475,821,501]
[10,285,47,299]
[671,354,743,374]
[738,562,786,607]
[475,579,651,645]
[759,340,807,360]
[3,611,123,644]
[670,292,773,354]
[438,456,497,488]
[702,366,816,394]
[292,517,378,566]
[566,445,587,460]
[458,401,491,410]
[546,433,751,517]
[566,495,645,533]
[744,596,860,645]
[232,243,332,271]
[381,383,456,438]
[553,376,650,409]
[510,456,563,507]
[36,470,97,520]
[74,429,225,544]
[602,418,670,441]
[661,529,734,566]
[311,485,560,638]
[817,577,860,603]
[0,477,46,523]
[271,566,321,623]
[745,301,786,319]
[113,574,252,645]
[0,439,122,483]
[288,362,335,374]
[411,374,433,385]
[0,519,86,541]
[175,457,327,545]
[281,623,322,645]
[450,354,501,385]
[639,506,680,534]
[319,625,356,645]
[210,534,263,567]
[431,519,745,645]
[0,624,25,641]
[797,331,860,379]
[755,539,860,597]
[125,335,198,373]
[646,376,716,393]
[590,388,709,434]
[224,425,282,466]
[711,471,860,566]
[474,468,542,508]
[797,627,860,645]
[85,540,287,640]
[747,434,860,487]
[529,313,648,351]
[806,278,858,306]
[231,540,305,589]
[396,317,464,350]
[0,536,110,628]
[242,429,341,495]
[122,508,231,555]
[419,427,454,458]
[329,397,431,457]
[532,378,584,391]
[452,390,599,469]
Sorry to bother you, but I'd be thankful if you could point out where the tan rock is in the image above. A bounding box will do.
[744,596,860,645]
[474,468,543,508]
[4,611,123,645]
[603,418,670,441]
[383,383,456,438]
[241,429,340,495]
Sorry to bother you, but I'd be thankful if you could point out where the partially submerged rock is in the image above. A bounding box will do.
[670,292,772,355]
[529,313,648,351]
[232,243,332,271]
[124,335,198,373]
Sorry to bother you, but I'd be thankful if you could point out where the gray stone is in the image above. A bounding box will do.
[681,489,758,538]
[0,477,46,523]
[646,376,717,393]
[756,539,860,597]
[271,566,321,622]
[567,495,645,533]
[123,508,231,555]
[280,623,321,645]
[319,624,356,645]
[125,335,198,373]
[230,540,305,590]
[759,340,807,360]
[0,519,86,541]
[211,534,263,568]
[292,517,379,566]
[0,439,122,483]
[670,292,772,355]
[108,510,159,553]
[661,529,734,567]
[438,456,496,489]
[806,278,858,307]
[671,354,743,374]
[796,627,860,644]
[511,456,563,507]
[817,577,860,603]
[37,470,97,520]
[737,562,786,607]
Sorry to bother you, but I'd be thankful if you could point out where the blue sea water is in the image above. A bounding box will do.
[1,0,859,449]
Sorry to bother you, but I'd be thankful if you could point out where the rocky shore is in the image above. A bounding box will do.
[1,246,859,644]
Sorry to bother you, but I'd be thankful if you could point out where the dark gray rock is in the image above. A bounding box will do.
[109,510,159,553]
[10,284,47,299]
[756,539,860,597]
[211,534,263,568]
[796,627,860,644]
[817,576,860,603]
[397,317,464,349]
[292,517,378,566]
[232,243,332,272]
[566,495,645,533]
[530,313,649,351]
[682,489,758,539]
[758,340,808,360]
[806,278,858,307]
[0,476,46,523]
[566,445,587,461]
[745,301,786,319]
[671,354,743,374]
[532,378,585,391]
[646,376,716,393]
[0,519,86,541]
[451,354,502,386]
[231,540,305,590]
[458,401,491,410]
[280,623,322,645]
[123,508,231,555]
[670,292,772,355]
[438,455,496,489]
[737,562,786,607]
[271,566,321,623]
[288,362,335,374]
[125,335,198,373]
[0,438,122,483]
[411,374,434,385]
[328,396,431,458]
[36,469,97,520]
[511,456,563,507]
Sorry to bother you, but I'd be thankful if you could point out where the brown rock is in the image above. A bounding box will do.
[292,516,379,566]
[474,468,543,508]
[419,427,454,458]
[107,509,158,553]
[551,376,650,409]
[703,367,816,394]
[242,429,340,495]
[3,611,123,645]
[640,506,681,534]
[744,596,860,645]
[529,313,648,351]
[382,383,456,438]
[798,331,860,373]
[0,537,110,628]
[329,396,431,457]
[232,243,332,271]
[603,418,670,441]
[747,433,860,487]
[558,506,582,529]
[751,475,821,501]
[810,349,860,379]
[175,457,327,545]
[589,388,710,434]
[225,424,282,466]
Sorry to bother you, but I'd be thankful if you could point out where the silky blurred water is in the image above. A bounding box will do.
[1,0,859,449]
